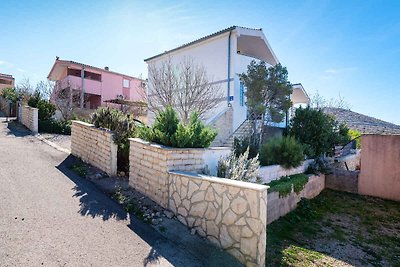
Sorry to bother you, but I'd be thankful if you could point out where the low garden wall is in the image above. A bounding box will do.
[71,121,117,176]
[169,171,268,266]
[128,138,230,208]
[129,138,268,266]
[129,138,206,208]
[267,174,325,224]
[19,105,38,133]
[0,96,9,116]
[259,159,313,184]
[326,169,359,194]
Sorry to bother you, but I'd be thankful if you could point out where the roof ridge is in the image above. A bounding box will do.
[144,25,262,62]
[52,59,143,81]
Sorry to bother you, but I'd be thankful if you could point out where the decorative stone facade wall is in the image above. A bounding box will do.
[71,121,117,176]
[129,138,206,208]
[128,138,269,266]
[267,174,325,224]
[168,171,268,267]
[259,159,313,184]
[20,105,38,133]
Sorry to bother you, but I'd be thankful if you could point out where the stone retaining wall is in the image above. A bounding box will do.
[129,138,268,266]
[267,174,325,224]
[326,169,359,194]
[168,171,268,267]
[259,159,313,184]
[129,138,205,208]
[20,105,38,133]
[71,121,117,176]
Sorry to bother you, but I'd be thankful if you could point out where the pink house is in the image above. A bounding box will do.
[47,58,145,109]
[0,73,15,93]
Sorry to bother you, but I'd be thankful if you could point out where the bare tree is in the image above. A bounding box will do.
[146,57,224,123]
[15,78,34,103]
[35,80,54,100]
[51,80,87,120]
[310,91,351,110]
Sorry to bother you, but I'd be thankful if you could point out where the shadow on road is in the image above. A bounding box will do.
[5,120,31,137]
[56,154,208,267]
[56,155,127,221]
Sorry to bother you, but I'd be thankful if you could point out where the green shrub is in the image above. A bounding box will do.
[233,136,259,159]
[38,119,71,135]
[1,87,19,103]
[289,107,350,158]
[217,148,260,182]
[91,107,143,173]
[138,106,217,148]
[28,91,56,121]
[348,129,361,149]
[259,136,304,168]
[305,156,331,175]
[266,174,309,197]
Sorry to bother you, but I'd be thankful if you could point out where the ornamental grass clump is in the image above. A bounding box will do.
[217,148,260,182]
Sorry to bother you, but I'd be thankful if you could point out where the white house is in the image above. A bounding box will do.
[144,26,310,145]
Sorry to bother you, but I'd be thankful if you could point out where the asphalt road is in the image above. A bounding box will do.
[0,119,207,267]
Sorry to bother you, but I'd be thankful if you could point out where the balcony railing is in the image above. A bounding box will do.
[56,75,102,96]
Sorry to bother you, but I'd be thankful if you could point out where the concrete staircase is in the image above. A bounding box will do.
[223,120,253,147]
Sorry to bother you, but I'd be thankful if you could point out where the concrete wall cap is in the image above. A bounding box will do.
[169,170,269,192]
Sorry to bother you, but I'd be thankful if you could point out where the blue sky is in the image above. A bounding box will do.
[1,0,399,124]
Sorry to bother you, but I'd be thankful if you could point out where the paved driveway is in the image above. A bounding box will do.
[0,119,210,267]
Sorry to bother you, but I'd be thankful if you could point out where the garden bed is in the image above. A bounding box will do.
[266,174,325,224]
[267,189,400,266]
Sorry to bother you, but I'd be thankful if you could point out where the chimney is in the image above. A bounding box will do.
[104,66,109,71]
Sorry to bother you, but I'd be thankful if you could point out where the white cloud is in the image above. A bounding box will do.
[324,67,357,74]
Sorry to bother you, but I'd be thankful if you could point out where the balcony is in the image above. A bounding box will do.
[57,75,102,96]
[235,53,272,75]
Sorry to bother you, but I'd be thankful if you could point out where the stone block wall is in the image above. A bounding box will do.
[20,105,38,133]
[326,169,359,194]
[0,96,9,116]
[129,138,205,208]
[71,121,117,176]
[258,159,313,184]
[168,171,268,267]
[267,174,325,224]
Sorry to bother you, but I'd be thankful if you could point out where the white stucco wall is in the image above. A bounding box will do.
[145,28,281,138]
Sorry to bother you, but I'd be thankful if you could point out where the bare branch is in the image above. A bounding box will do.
[147,57,224,123]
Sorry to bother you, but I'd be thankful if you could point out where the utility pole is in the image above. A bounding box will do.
[80,65,85,108]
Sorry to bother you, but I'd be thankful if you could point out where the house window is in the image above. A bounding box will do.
[123,78,130,88]
[239,81,245,106]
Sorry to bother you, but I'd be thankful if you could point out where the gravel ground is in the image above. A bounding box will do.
[0,119,211,267]
[38,133,71,152]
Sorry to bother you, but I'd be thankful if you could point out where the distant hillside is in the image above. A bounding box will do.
[324,107,400,135]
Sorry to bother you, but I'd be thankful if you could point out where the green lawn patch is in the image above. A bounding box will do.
[266,174,309,197]
[267,189,400,266]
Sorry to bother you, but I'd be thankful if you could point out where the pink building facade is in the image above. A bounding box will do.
[0,73,15,94]
[48,59,145,109]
